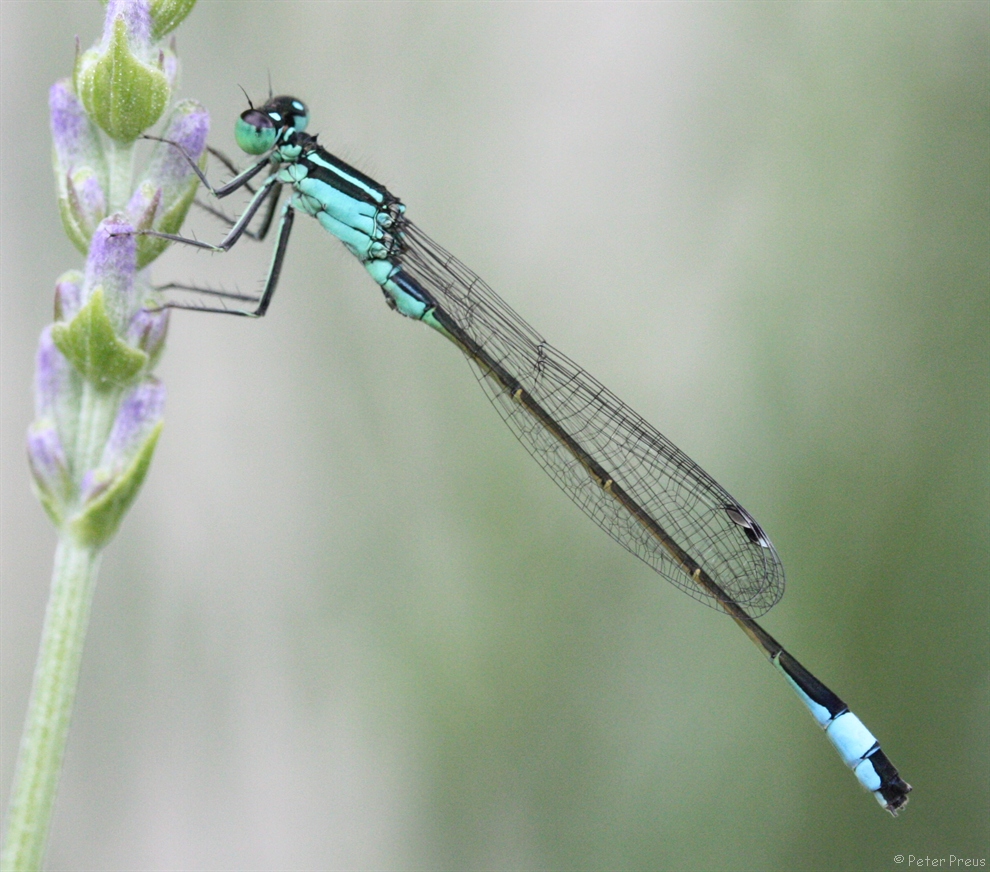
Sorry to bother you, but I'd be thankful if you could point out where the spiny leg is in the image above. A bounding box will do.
[128,172,282,256]
[143,133,271,199]
[187,144,283,241]
[206,145,250,184]
[122,138,292,316]
[154,283,260,305]
[149,203,296,318]
[193,172,283,242]
[252,203,295,317]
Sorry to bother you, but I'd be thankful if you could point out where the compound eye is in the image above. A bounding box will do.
[235,109,278,155]
[289,99,309,132]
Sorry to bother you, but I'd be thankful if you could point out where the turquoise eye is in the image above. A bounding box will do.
[235,109,277,155]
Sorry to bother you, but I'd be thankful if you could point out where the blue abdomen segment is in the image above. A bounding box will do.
[362,262,452,339]
[280,138,432,317]
[378,267,436,321]
[772,651,909,812]
[286,143,401,262]
[290,184,391,263]
[297,177,380,234]
[313,208,387,261]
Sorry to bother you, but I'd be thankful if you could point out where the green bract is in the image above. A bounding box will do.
[75,17,170,143]
[150,0,197,39]
[51,288,148,390]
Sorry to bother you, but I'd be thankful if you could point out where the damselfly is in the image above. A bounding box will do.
[132,94,911,814]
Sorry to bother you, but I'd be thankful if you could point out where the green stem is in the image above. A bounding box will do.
[104,138,136,214]
[0,540,102,872]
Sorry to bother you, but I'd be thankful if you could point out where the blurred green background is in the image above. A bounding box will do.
[2,2,987,870]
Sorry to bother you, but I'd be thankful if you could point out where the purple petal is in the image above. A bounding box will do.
[103,0,152,53]
[54,272,84,322]
[50,80,90,166]
[162,46,179,87]
[144,100,210,199]
[84,216,138,317]
[125,182,162,229]
[72,169,107,228]
[34,326,72,419]
[81,377,165,504]
[126,305,170,362]
[79,469,110,504]
[50,78,104,176]
[104,377,166,461]
[27,423,71,499]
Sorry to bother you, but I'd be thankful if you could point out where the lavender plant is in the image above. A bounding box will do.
[2,1,203,867]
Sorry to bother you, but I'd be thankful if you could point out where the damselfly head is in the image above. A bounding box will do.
[262,96,310,134]
[235,95,310,155]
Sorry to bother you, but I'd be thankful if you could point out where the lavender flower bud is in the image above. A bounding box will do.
[50,79,107,253]
[72,378,165,547]
[27,328,80,525]
[126,304,169,365]
[51,216,149,389]
[53,271,84,323]
[80,215,140,328]
[127,99,209,267]
[34,325,80,424]
[27,424,73,527]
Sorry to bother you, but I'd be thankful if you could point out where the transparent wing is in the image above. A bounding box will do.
[399,222,784,616]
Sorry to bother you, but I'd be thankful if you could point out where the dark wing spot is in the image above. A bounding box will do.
[725,504,771,548]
